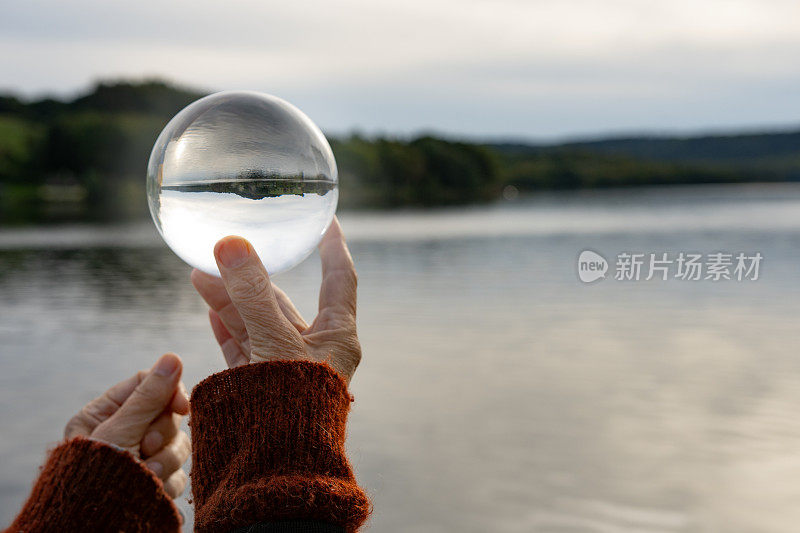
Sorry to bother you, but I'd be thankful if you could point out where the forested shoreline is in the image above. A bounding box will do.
[1,80,798,223]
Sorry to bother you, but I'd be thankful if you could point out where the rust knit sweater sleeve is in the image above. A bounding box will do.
[5,437,181,532]
[189,360,371,533]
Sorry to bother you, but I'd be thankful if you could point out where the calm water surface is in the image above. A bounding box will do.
[2,184,800,532]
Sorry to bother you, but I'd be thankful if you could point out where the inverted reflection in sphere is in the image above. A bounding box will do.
[147,91,338,276]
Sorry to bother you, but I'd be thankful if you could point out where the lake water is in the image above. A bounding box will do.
[2,183,800,532]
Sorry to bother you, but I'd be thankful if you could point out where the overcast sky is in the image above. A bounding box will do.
[2,0,799,140]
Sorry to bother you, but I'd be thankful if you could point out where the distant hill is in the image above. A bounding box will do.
[492,129,800,182]
[0,78,799,223]
[70,80,204,116]
[0,80,204,121]
[565,130,800,162]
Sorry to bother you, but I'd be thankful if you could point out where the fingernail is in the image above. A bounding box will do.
[216,237,250,268]
[153,353,179,377]
[146,461,163,477]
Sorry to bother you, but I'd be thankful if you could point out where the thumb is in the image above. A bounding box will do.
[92,353,182,448]
[213,236,305,361]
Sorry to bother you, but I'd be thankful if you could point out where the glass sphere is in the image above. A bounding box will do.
[147,91,338,276]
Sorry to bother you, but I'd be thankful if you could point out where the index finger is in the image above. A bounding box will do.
[318,217,357,317]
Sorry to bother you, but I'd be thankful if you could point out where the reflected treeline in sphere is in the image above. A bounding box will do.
[147,91,338,276]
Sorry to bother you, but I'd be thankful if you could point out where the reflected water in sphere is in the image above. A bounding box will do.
[147,91,338,276]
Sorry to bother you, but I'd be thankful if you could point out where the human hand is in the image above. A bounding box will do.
[191,217,361,381]
[64,353,191,498]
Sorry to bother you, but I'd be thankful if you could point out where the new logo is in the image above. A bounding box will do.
[578,250,608,283]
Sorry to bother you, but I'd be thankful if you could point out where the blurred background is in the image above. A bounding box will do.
[2,1,800,531]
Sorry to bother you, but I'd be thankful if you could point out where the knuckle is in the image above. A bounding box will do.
[344,340,362,370]
[133,383,158,401]
[79,403,105,426]
[342,267,357,288]
[328,266,357,288]
[91,398,117,419]
[344,331,360,350]
[229,273,271,303]
[251,320,303,348]
[332,333,362,362]
[130,381,165,405]
[320,336,362,369]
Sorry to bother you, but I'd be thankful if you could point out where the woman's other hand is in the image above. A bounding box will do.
[63,352,191,499]
[191,217,361,382]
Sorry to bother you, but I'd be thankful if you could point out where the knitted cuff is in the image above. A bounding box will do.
[190,361,370,533]
[8,437,181,532]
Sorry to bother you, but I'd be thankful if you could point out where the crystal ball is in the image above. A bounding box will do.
[147,91,338,276]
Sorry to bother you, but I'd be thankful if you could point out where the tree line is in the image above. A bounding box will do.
[0,80,797,223]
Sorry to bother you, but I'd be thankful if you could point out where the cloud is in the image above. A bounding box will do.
[2,0,799,138]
